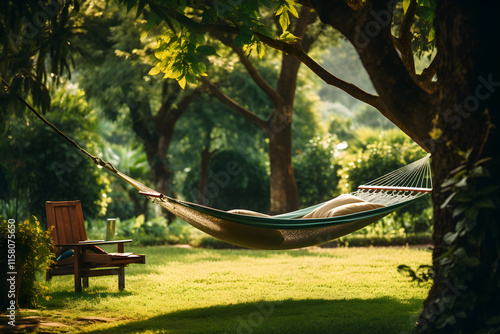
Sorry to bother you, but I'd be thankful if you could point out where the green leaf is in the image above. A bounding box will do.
[177,76,187,89]
[136,0,146,18]
[403,0,411,13]
[259,0,273,8]
[452,206,467,218]
[234,33,253,48]
[197,61,207,74]
[257,41,265,59]
[190,61,203,75]
[275,5,285,16]
[455,177,468,188]
[464,207,479,220]
[255,24,274,38]
[126,0,137,13]
[439,256,452,266]
[163,64,182,79]
[464,256,480,267]
[418,0,431,7]
[185,72,197,84]
[278,31,298,43]
[441,178,457,188]
[148,66,161,76]
[287,3,299,18]
[279,12,290,32]
[444,231,458,245]
[427,28,435,42]
[146,12,159,31]
[196,34,205,45]
[416,7,435,23]
[196,45,218,56]
[440,192,457,209]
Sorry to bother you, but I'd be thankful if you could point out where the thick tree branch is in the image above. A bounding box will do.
[236,49,283,105]
[200,77,268,130]
[395,0,417,75]
[257,33,384,111]
[311,0,436,151]
[169,11,382,112]
[129,97,157,143]
[212,31,283,107]
[154,81,181,124]
[163,88,202,128]
[309,0,358,37]
[418,52,438,82]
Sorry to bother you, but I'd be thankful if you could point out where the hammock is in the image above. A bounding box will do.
[6,80,433,250]
[122,155,432,250]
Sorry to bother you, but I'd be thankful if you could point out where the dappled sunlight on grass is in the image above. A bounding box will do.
[38,246,431,333]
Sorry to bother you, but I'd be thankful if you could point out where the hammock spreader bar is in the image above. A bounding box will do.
[8,79,433,250]
[357,186,432,193]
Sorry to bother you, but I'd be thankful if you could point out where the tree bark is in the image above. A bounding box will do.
[268,43,304,214]
[197,129,214,205]
[267,115,299,213]
[417,1,500,331]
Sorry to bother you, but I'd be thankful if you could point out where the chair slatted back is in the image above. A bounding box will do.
[46,201,87,254]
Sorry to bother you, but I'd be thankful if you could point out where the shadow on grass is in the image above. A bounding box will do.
[141,247,348,264]
[42,289,133,309]
[82,297,422,334]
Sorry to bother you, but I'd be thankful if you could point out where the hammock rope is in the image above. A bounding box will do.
[6,80,433,250]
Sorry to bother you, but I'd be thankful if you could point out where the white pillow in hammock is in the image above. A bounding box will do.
[302,194,366,219]
[324,202,386,218]
[228,209,272,217]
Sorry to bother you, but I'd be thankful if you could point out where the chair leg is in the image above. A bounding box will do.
[74,247,82,293]
[118,266,125,291]
[82,276,89,288]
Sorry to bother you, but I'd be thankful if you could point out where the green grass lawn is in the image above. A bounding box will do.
[29,246,431,333]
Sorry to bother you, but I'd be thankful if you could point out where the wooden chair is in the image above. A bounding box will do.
[45,200,145,292]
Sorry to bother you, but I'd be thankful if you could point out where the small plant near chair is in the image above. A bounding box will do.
[0,216,54,310]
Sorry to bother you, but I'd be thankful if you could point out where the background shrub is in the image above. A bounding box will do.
[0,217,54,310]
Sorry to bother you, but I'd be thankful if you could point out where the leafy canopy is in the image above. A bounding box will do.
[117,0,299,88]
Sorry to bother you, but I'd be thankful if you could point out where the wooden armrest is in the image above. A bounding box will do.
[55,240,132,247]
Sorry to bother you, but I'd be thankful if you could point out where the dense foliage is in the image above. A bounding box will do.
[0,0,83,115]
[293,134,342,207]
[419,154,500,332]
[0,88,109,223]
[182,149,270,212]
[0,217,54,310]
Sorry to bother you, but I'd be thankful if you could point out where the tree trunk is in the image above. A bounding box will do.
[266,18,310,214]
[417,1,500,332]
[267,113,299,214]
[197,139,212,205]
[149,133,176,221]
